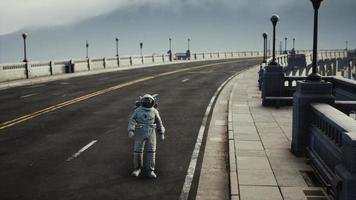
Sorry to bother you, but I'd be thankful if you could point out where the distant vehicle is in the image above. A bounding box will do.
[175,50,191,60]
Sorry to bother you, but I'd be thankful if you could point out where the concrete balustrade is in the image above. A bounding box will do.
[0,51,264,83]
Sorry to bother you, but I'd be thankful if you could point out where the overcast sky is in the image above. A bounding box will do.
[0,0,355,63]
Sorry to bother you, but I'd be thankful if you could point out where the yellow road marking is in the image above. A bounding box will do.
[0,60,248,130]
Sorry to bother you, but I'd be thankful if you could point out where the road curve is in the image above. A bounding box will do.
[0,58,260,200]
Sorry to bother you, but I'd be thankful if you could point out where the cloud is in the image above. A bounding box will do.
[0,0,314,35]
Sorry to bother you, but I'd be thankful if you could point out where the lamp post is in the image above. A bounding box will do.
[346,40,348,50]
[22,33,28,62]
[262,32,268,63]
[168,38,172,61]
[270,14,279,65]
[306,0,323,81]
[86,40,89,58]
[140,42,143,56]
[293,38,296,50]
[284,37,288,53]
[268,39,271,56]
[187,38,191,51]
[115,38,119,57]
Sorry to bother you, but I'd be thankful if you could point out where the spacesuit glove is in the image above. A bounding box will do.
[128,131,135,138]
[159,133,165,141]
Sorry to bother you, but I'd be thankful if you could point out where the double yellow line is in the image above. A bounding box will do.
[0,60,245,131]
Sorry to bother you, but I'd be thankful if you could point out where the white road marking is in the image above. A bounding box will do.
[179,72,239,200]
[181,78,189,83]
[20,93,38,98]
[187,70,213,74]
[60,82,70,85]
[66,140,97,162]
[28,84,45,88]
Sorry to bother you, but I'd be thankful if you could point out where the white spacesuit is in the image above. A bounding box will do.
[128,94,165,178]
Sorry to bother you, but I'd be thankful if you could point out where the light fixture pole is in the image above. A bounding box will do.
[115,38,119,57]
[262,33,268,63]
[270,15,279,65]
[306,0,323,81]
[140,42,143,56]
[86,40,89,58]
[22,33,28,62]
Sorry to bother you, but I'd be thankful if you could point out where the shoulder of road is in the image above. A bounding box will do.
[197,65,330,200]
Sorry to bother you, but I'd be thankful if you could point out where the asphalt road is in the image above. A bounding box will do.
[0,58,260,200]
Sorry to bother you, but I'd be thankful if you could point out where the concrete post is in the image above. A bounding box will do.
[332,63,337,76]
[130,56,133,66]
[262,64,284,106]
[162,54,165,63]
[152,55,155,63]
[203,53,205,59]
[291,81,334,156]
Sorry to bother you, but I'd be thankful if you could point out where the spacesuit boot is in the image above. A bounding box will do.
[146,152,157,179]
[132,152,143,177]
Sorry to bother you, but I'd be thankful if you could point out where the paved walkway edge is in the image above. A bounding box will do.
[228,70,240,200]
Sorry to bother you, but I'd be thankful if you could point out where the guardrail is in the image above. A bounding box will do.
[308,103,356,199]
[0,51,263,83]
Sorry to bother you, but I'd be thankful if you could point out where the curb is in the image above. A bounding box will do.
[227,65,259,200]
[228,78,239,200]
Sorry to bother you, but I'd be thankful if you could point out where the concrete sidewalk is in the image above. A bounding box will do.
[197,66,330,200]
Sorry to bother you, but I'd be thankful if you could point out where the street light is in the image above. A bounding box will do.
[284,37,288,53]
[168,38,172,61]
[86,40,89,58]
[140,42,143,56]
[306,0,323,81]
[270,14,279,65]
[22,33,28,62]
[293,38,296,50]
[115,38,119,57]
[262,32,268,63]
[346,40,348,50]
[187,38,191,51]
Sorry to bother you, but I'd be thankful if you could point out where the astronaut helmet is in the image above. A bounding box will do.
[141,94,155,108]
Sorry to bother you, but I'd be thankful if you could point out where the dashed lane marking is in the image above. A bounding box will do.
[0,59,249,131]
[181,78,189,83]
[20,93,38,98]
[27,84,45,88]
[66,140,97,162]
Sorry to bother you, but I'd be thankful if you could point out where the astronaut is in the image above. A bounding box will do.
[128,94,165,179]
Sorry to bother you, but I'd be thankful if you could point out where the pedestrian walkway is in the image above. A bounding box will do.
[198,66,331,200]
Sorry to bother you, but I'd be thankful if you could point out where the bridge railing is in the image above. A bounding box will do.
[260,49,353,106]
[307,103,356,199]
[0,51,263,83]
